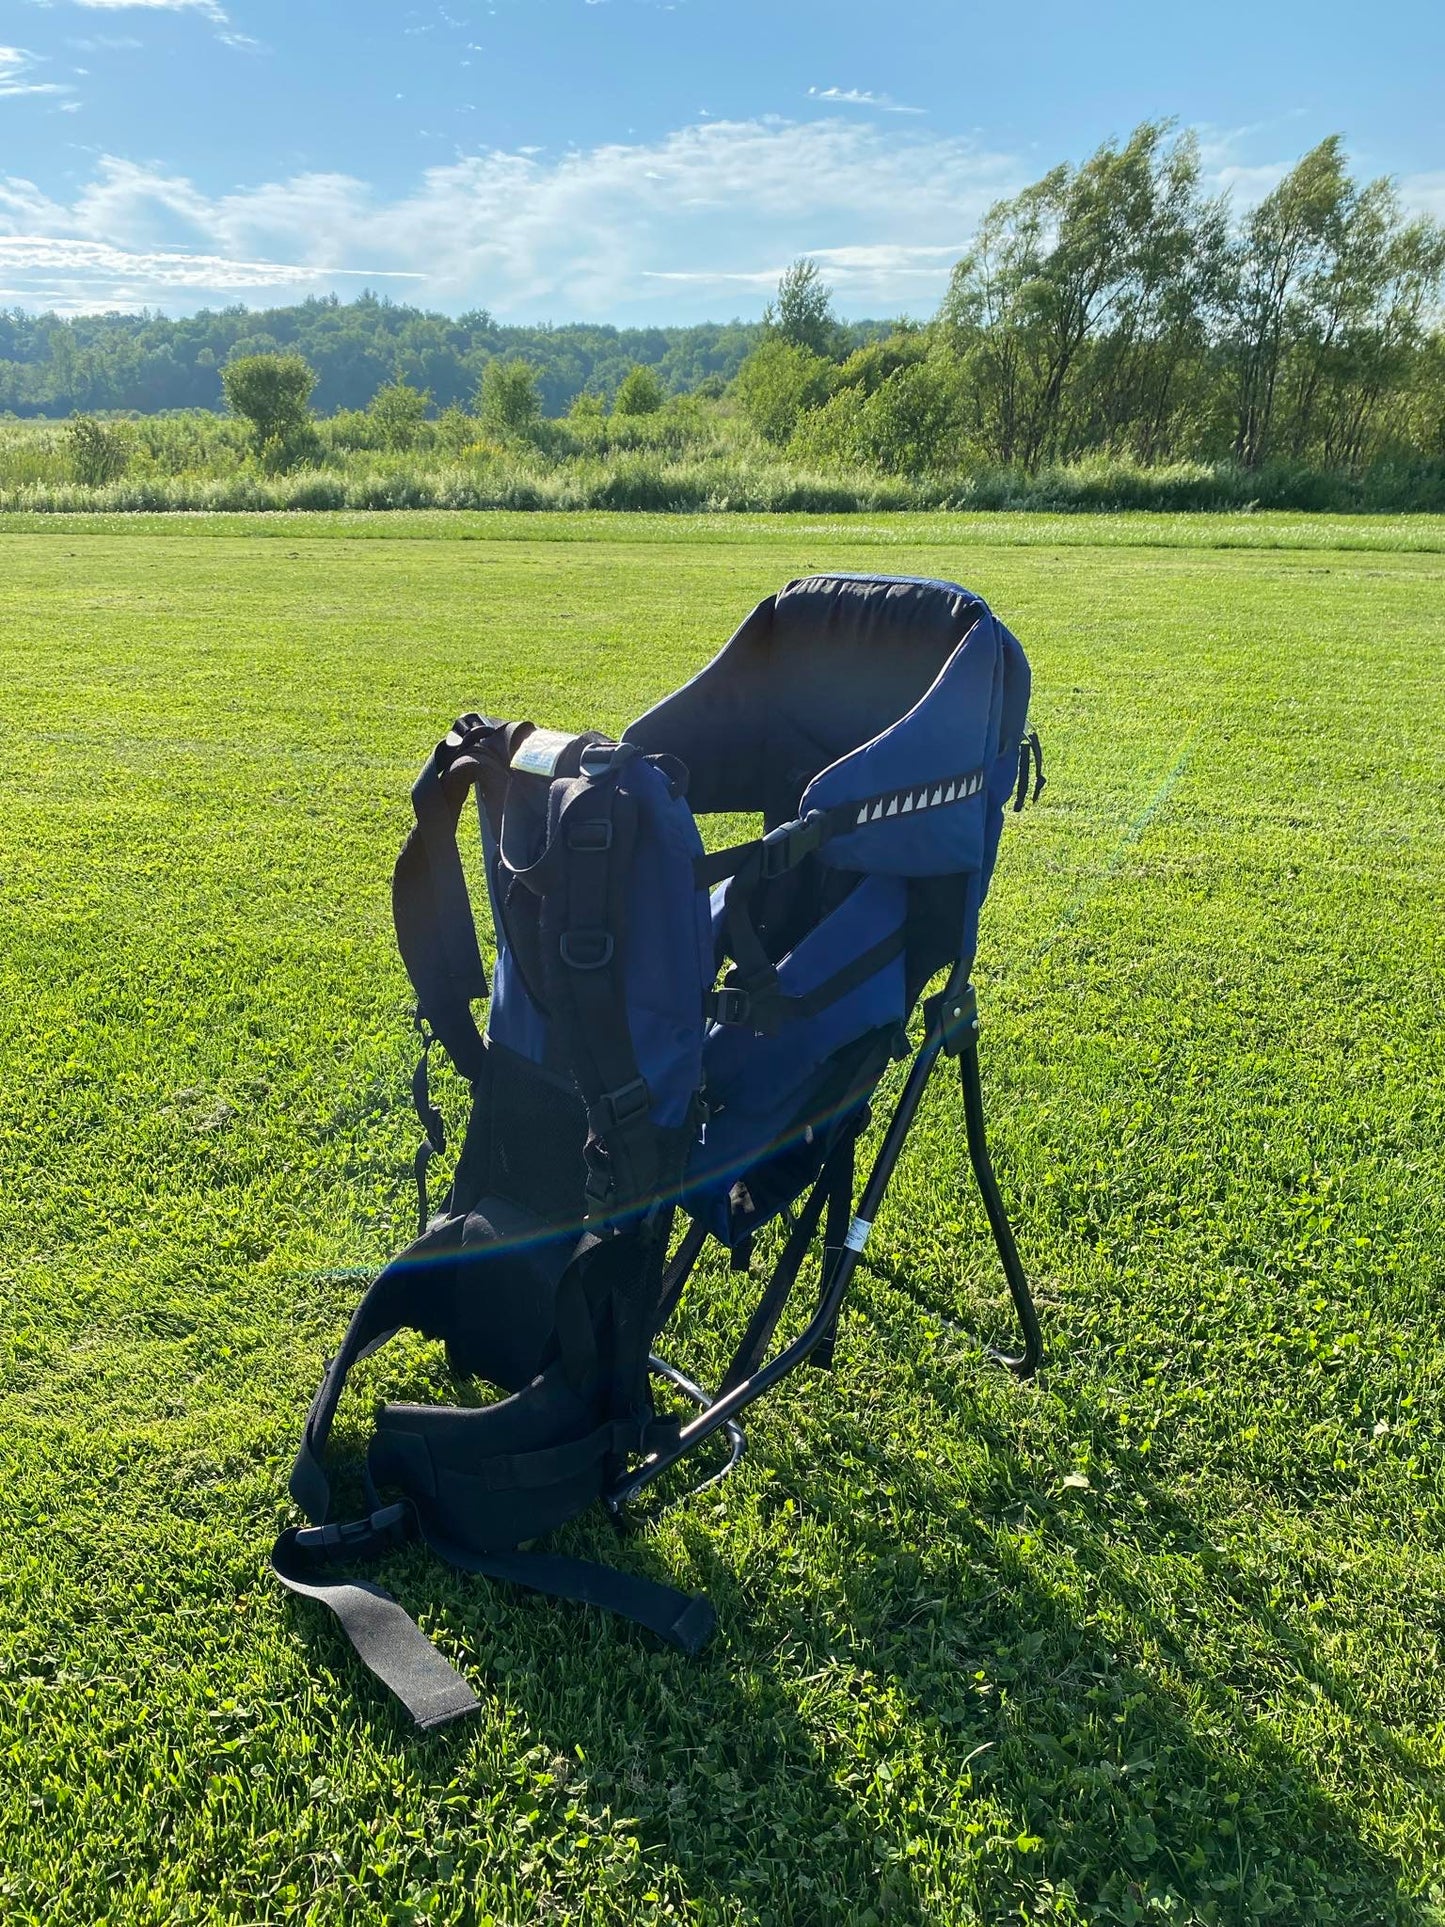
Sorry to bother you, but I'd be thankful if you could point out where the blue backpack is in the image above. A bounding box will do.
[274,573,1044,1727]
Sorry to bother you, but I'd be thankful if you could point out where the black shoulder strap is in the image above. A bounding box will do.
[514,752,660,1218]
[392,714,529,1082]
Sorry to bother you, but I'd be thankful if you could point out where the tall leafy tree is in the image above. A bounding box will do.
[939,122,1225,468]
[764,260,845,359]
[1226,137,1356,467]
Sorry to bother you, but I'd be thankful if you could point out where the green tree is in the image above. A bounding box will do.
[367,376,431,450]
[476,358,541,439]
[732,338,834,444]
[1268,171,1445,466]
[613,364,664,416]
[221,352,316,469]
[64,414,129,488]
[1226,137,1354,467]
[939,121,1225,468]
[764,259,845,358]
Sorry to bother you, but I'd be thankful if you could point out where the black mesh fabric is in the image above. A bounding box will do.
[485,1040,588,1221]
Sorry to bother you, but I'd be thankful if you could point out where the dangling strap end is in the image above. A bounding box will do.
[666,1593,718,1656]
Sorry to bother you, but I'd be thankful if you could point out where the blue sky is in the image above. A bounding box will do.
[1,0,1442,321]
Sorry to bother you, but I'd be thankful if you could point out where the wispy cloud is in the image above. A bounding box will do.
[648,243,967,291]
[807,86,924,116]
[68,0,231,20]
[0,45,71,98]
[1401,171,1445,221]
[0,234,418,300]
[0,118,1023,316]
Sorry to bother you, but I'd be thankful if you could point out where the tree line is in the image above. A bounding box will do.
[0,301,781,419]
[5,124,1441,481]
[735,128,1444,475]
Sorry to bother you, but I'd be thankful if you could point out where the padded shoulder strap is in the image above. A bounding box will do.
[392,713,530,1081]
[508,747,661,1218]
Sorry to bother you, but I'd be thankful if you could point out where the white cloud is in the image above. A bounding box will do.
[0,45,71,97]
[0,234,417,296]
[807,86,924,116]
[69,0,230,19]
[648,243,967,294]
[1194,119,1307,205]
[0,118,1023,317]
[1401,171,1445,221]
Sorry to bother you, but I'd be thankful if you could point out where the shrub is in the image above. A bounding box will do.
[476,359,541,440]
[613,365,664,417]
[221,353,317,471]
[731,339,834,445]
[64,415,129,488]
[367,379,431,451]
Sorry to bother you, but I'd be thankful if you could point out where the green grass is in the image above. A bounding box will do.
[1,512,1442,1925]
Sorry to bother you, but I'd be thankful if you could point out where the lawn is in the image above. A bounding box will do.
[1,511,1442,1925]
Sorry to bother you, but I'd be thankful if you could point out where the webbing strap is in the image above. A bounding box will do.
[1013,730,1045,812]
[272,1508,481,1731]
[421,1533,716,1657]
[710,925,907,1034]
[409,1022,447,1236]
[271,1505,715,1731]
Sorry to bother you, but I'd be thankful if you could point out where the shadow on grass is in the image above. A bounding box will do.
[282,1371,1435,1927]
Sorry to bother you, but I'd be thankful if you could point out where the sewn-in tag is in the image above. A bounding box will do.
[510,729,584,778]
[844,1216,872,1253]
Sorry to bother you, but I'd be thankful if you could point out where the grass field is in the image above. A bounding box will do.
[1,511,1442,1925]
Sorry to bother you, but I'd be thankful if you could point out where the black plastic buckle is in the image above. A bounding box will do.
[597,1077,650,1128]
[578,740,637,779]
[710,985,752,1026]
[759,809,827,880]
[566,818,613,852]
[559,929,614,969]
[293,1502,413,1564]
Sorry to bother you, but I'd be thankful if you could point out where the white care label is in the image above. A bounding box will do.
[510,729,583,778]
[844,1215,872,1253]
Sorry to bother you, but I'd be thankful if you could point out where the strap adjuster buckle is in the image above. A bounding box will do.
[293,1502,413,1564]
[759,809,827,880]
[596,1077,650,1129]
[710,986,752,1026]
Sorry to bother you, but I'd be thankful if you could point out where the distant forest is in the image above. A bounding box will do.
[0,302,890,419]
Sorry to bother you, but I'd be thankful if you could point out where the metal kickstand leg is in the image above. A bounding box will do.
[935,976,1042,1379]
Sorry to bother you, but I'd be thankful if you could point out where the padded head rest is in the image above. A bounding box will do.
[624,576,1029,875]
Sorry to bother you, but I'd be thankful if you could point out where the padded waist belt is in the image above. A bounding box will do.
[272,1217,716,1729]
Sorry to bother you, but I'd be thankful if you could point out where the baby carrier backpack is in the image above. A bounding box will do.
[273,572,1045,1727]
